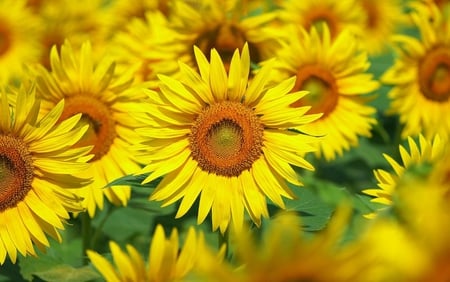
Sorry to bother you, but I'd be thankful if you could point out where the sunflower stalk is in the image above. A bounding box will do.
[81,212,92,265]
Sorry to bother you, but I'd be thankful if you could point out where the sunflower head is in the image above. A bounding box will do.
[87,225,208,281]
[382,2,450,140]
[137,42,320,233]
[34,40,145,217]
[270,24,379,161]
[363,135,445,218]
[0,82,92,264]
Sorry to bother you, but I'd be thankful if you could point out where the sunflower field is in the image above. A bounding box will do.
[1,0,450,281]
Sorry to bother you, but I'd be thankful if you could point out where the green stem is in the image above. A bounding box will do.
[81,212,92,265]
[90,205,113,251]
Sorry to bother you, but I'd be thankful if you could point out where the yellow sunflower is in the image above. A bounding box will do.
[0,83,91,264]
[356,0,407,55]
[196,208,368,282]
[0,0,41,83]
[87,225,207,282]
[34,0,110,69]
[416,0,450,19]
[33,40,145,217]
[106,11,181,89]
[161,0,285,71]
[362,135,444,217]
[277,0,365,40]
[270,25,379,161]
[104,0,170,35]
[382,3,450,140]
[136,44,320,233]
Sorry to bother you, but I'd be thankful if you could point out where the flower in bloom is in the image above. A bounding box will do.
[0,0,41,83]
[107,11,181,89]
[34,40,145,217]
[0,83,91,264]
[136,43,320,233]
[356,0,407,55]
[33,0,110,69]
[104,0,170,34]
[277,0,365,40]
[270,25,379,160]
[382,3,450,140]
[160,0,284,71]
[87,225,207,282]
[363,135,444,218]
[195,208,367,282]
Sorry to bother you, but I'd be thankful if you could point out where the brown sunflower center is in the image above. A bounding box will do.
[419,46,450,102]
[59,95,116,161]
[291,65,339,118]
[303,7,339,39]
[0,21,12,56]
[0,135,34,211]
[189,101,264,177]
[361,0,379,29]
[194,23,261,70]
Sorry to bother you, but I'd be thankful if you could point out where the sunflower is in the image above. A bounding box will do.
[33,40,145,217]
[356,0,407,55]
[362,135,444,218]
[159,0,285,71]
[104,0,170,35]
[382,3,450,140]
[34,0,110,69]
[87,225,207,282]
[270,25,379,161]
[0,0,41,83]
[106,11,181,89]
[136,44,320,233]
[277,0,365,40]
[416,0,450,19]
[196,209,367,282]
[0,83,91,264]
[395,179,450,282]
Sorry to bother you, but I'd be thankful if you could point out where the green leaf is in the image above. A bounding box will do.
[33,265,99,282]
[106,173,160,189]
[284,185,334,232]
[19,255,62,281]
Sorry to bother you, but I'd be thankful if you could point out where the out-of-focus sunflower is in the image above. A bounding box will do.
[87,225,208,282]
[417,0,450,19]
[104,0,170,35]
[107,11,181,88]
[395,179,450,282]
[34,0,110,69]
[382,3,450,140]
[0,83,91,264]
[356,0,407,55]
[270,25,379,161]
[196,208,367,282]
[160,0,285,71]
[33,40,145,217]
[277,0,365,40]
[363,135,444,218]
[136,44,320,233]
[0,0,41,83]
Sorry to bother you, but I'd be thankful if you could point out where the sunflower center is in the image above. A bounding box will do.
[0,135,34,211]
[194,23,261,70]
[291,65,339,118]
[0,21,12,56]
[419,46,450,102]
[189,101,264,177]
[361,0,379,29]
[304,7,339,38]
[59,95,116,161]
